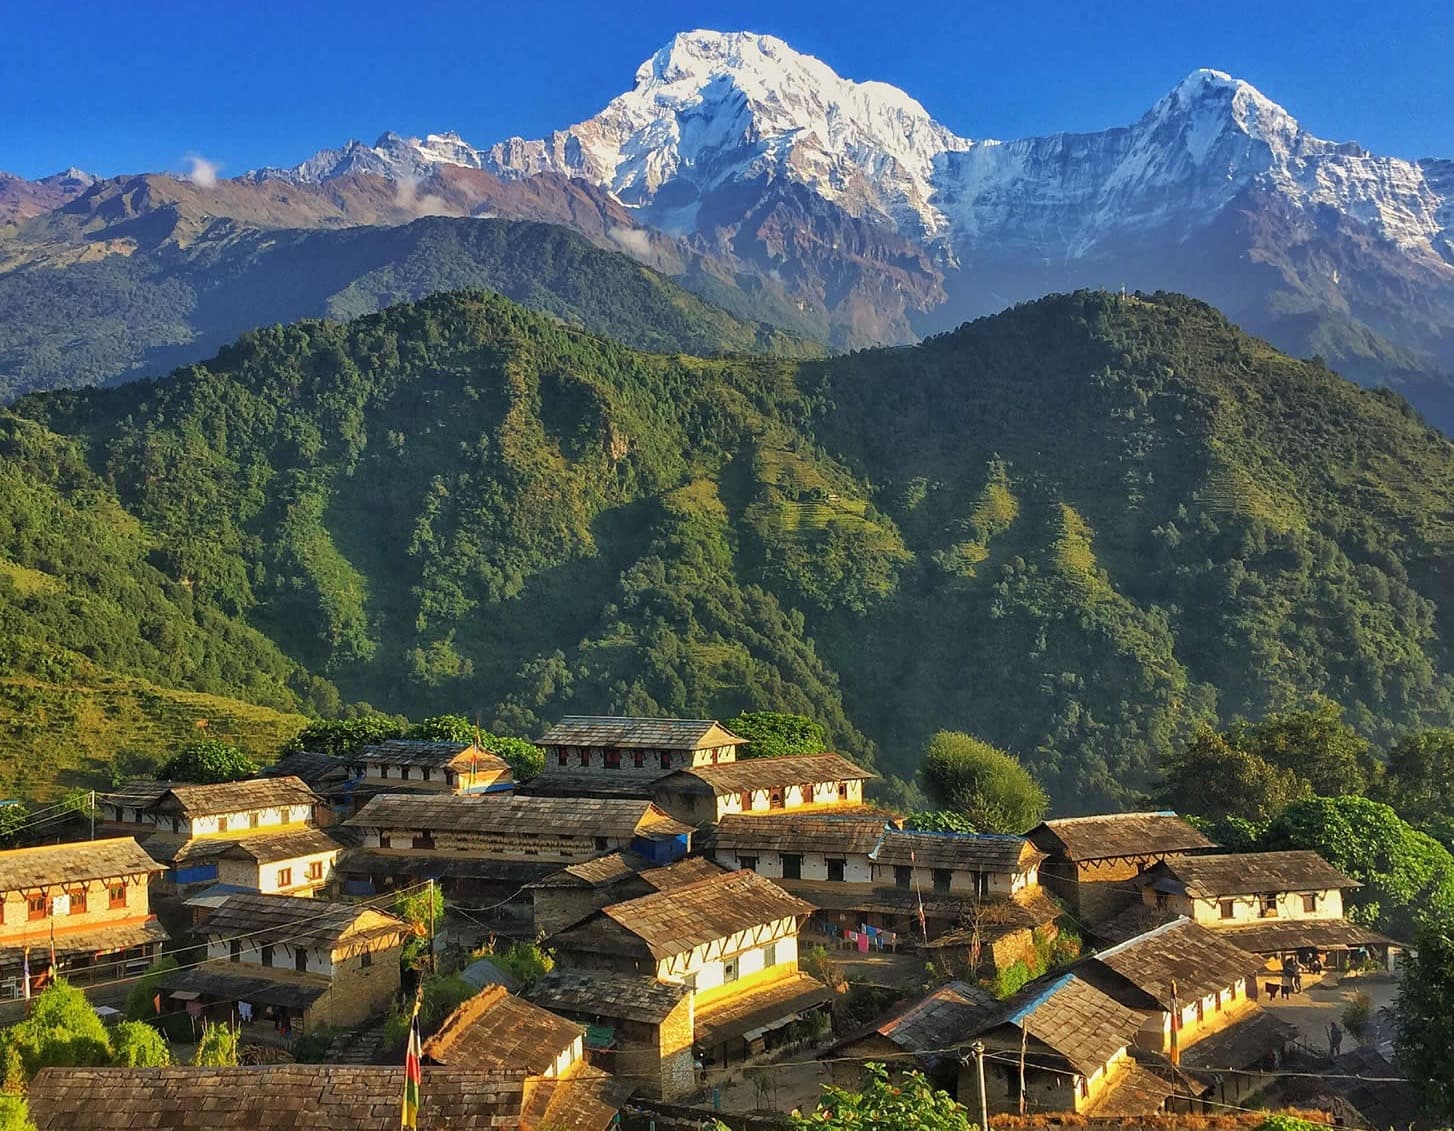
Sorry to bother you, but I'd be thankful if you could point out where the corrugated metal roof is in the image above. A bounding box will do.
[536,716,747,750]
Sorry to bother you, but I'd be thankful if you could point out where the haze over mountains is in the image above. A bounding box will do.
[4,29,1454,424]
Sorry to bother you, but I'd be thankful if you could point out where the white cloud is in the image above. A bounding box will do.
[182,153,222,188]
[607,225,655,262]
[394,176,457,218]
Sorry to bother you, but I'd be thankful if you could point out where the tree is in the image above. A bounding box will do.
[905,810,977,834]
[481,941,553,990]
[394,886,444,967]
[410,715,474,743]
[192,1021,240,1067]
[1382,729,1454,828]
[1229,700,1373,797]
[791,1063,973,1130]
[482,734,543,780]
[921,731,1047,833]
[124,956,178,1021]
[0,1096,35,1131]
[1161,728,1311,823]
[109,1021,170,1067]
[0,978,112,1088]
[0,804,29,848]
[291,714,407,758]
[725,712,829,759]
[158,741,259,784]
[1395,920,1454,1121]
[1261,795,1454,936]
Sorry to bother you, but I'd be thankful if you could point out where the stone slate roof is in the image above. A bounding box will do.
[530,851,655,889]
[1026,811,1215,863]
[870,828,1044,872]
[552,869,813,960]
[657,753,876,795]
[98,780,174,810]
[159,966,331,1011]
[358,739,510,775]
[204,893,409,952]
[710,812,894,856]
[335,850,559,885]
[636,856,727,891]
[693,972,834,1046]
[528,967,689,1024]
[833,980,998,1060]
[0,837,164,892]
[27,1065,626,1131]
[1218,917,1399,952]
[1175,1008,1301,1071]
[218,828,341,865]
[536,716,747,750]
[1086,918,1261,1008]
[1148,850,1359,897]
[155,777,321,819]
[981,973,1146,1076]
[259,751,352,787]
[0,918,170,964]
[423,985,584,1075]
[345,794,692,840]
[516,775,657,800]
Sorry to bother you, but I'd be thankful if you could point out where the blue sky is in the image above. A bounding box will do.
[4,0,1452,179]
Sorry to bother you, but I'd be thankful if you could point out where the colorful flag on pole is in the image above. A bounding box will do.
[401,996,422,1129]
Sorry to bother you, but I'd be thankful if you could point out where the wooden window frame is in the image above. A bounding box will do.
[109,883,127,910]
[276,867,293,888]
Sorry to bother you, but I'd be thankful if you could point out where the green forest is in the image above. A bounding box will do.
[4,286,1454,807]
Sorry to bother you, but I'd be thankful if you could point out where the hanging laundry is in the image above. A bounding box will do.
[857,932,870,954]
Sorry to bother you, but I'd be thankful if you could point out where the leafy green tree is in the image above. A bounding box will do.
[1229,699,1373,797]
[905,810,977,834]
[484,941,553,990]
[1382,729,1454,828]
[1261,796,1454,935]
[158,740,259,784]
[108,1021,170,1067]
[725,712,829,759]
[1162,728,1311,823]
[410,715,474,743]
[0,978,112,1088]
[393,886,443,967]
[124,957,178,1021]
[1395,920,1454,1121]
[0,1096,35,1131]
[0,804,29,848]
[291,715,407,759]
[191,1021,240,1067]
[791,1063,973,1130]
[921,731,1047,833]
[483,734,544,780]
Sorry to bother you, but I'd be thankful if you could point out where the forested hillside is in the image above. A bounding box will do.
[6,289,1454,807]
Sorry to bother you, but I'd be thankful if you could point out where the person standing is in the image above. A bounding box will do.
[1328,1021,1343,1057]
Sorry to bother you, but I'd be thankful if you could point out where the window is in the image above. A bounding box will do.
[827,858,846,883]
[401,766,411,781]
[422,767,432,782]
[558,751,569,767]
[26,894,46,922]
[595,836,609,851]
[249,812,260,830]
[738,856,758,873]
[894,865,913,889]
[261,945,274,967]
[763,941,778,968]
[229,940,241,963]
[782,854,803,881]
[976,871,990,899]
[1260,894,1279,918]
[295,948,308,974]
[579,750,591,767]
[276,868,293,888]
[604,751,621,770]
[633,752,644,769]
[109,883,127,910]
[68,888,86,915]
[769,789,784,810]
[660,753,672,770]
[933,869,952,894]
[307,860,325,882]
[1220,899,1236,920]
[411,833,435,850]
[723,958,738,984]
[837,782,849,800]
[1301,893,1319,914]
[361,950,372,969]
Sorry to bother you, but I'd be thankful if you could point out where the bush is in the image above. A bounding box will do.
[1343,991,1373,1040]
[0,1096,34,1131]
[921,731,1047,833]
[192,1021,241,1067]
[0,978,111,1088]
[109,1021,170,1067]
[290,1027,338,1064]
[124,956,178,1021]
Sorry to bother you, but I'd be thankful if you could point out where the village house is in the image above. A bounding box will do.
[825,978,997,1093]
[158,892,410,1034]
[259,749,359,820]
[423,984,586,1077]
[338,794,694,933]
[356,738,514,797]
[528,852,724,936]
[215,827,341,896]
[96,781,172,835]
[959,972,1177,1117]
[529,966,696,1101]
[651,753,876,826]
[545,865,834,1071]
[714,816,1056,960]
[1137,850,1396,971]
[0,838,168,1000]
[526,715,749,799]
[28,1064,627,1131]
[1026,811,1217,922]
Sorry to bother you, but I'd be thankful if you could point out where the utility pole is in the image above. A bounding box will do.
[970,1040,991,1131]
[89,790,95,841]
[427,878,437,976]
